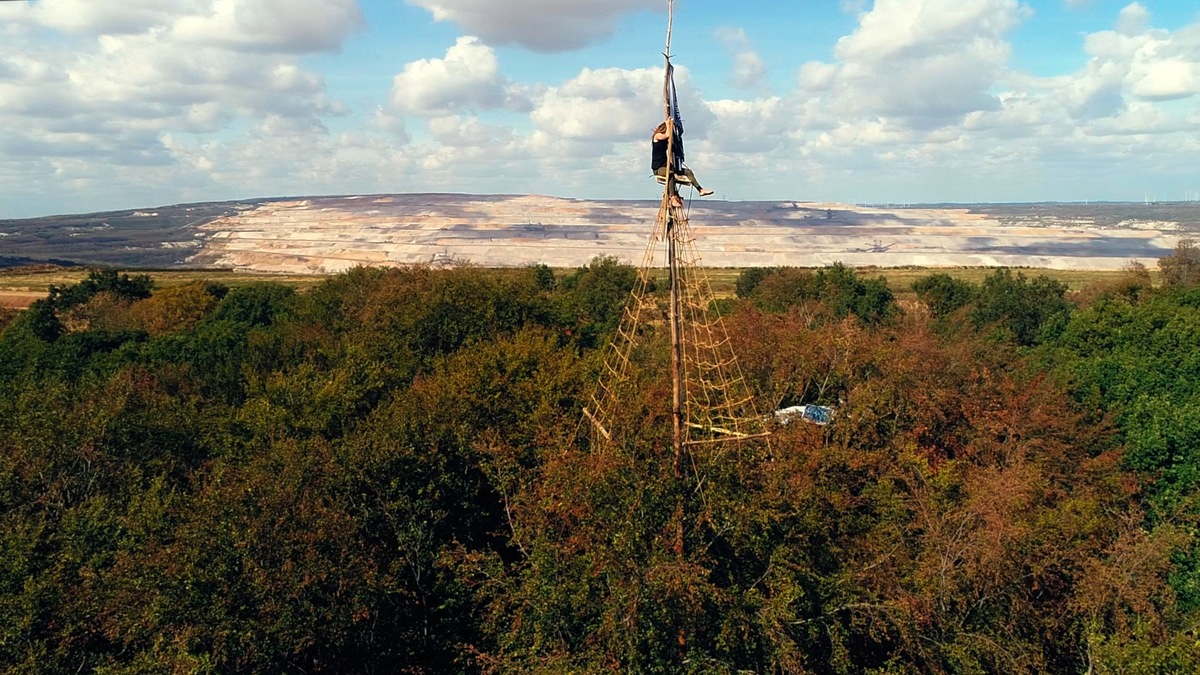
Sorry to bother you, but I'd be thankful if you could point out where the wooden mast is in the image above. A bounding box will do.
[583,0,769,475]
[663,0,684,469]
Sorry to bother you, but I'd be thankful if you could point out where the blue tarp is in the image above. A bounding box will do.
[775,404,834,426]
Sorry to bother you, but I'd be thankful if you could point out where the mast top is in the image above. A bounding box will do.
[664,0,674,60]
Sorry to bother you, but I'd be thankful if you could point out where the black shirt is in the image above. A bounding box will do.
[651,137,668,171]
[651,131,684,172]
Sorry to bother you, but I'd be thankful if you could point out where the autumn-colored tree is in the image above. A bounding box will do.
[126,280,227,335]
[2,264,1197,673]
[1159,238,1200,288]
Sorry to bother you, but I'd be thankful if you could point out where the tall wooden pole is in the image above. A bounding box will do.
[664,5,688,661]
[663,2,686,582]
[663,0,684,469]
[668,208,683,472]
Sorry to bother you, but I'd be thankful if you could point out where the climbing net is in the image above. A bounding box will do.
[583,194,769,451]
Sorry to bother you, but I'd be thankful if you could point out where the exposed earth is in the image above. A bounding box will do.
[2,194,1196,273]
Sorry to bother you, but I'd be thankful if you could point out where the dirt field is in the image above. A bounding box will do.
[0,292,44,309]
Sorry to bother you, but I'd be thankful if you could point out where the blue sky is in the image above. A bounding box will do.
[1,0,1199,218]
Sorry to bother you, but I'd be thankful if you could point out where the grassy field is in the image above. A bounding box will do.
[0,264,1156,309]
[0,267,325,308]
[683,265,1154,298]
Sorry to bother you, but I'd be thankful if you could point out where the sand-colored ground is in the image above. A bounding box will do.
[0,291,43,309]
[187,194,1183,274]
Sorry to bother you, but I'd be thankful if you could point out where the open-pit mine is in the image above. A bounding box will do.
[2,194,1195,273]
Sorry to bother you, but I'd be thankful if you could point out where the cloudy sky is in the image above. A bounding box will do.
[2,0,1199,218]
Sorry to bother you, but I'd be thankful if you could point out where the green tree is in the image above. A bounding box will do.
[530,262,556,291]
[913,272,977,319]
[970,268,1071,346]
[47,269,153,311]
[744,264,896,326]
[126,281,227,335]
[1042,287,1200,618]
[211,282,297,327]
[19,299,64,342]
[735,266,776,298]
[3,262,1195,673]
[560,255,645,347]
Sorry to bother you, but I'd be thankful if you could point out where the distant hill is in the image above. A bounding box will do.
[0,199,286,268]
[2,194,1196,271]
[0,256,81,269]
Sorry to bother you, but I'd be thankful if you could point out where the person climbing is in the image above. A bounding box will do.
[651,120,714,203]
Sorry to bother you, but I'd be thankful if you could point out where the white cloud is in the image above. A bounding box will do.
[173,0,364,54]
[1123,20,1200,102]
[159,116,421,201]
[535,64,715,145]
[391,37,531,116]
[1116,2,1150,36]
[962,88,1063,137]
[531,67,664,141]
[1086,100,1182,136]
[1129,57,1200,100]
[370,108,411,142]
[0,0,357,203]
[27,0,194,35]
[6,1,363,51]
[806,0,1028,126]
[405,0,659,52]
[716,27,768,91]
[428,115,518,148]
[834,0,1023,62]
[3,32,339,126]
[798,61,838,91]
[1059,4,1200,112]
[418,118,529,177]
[899,3,1200,182]
[6,0,1200,216]
[704,98,792,153]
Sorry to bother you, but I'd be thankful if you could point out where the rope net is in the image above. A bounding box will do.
[583,2,767,454]
[584,195,769,451]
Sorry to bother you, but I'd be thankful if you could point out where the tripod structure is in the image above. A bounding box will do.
[582,2,768,462]
[582,200,770,455]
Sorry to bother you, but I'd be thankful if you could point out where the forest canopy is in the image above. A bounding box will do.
[2,247,1200,673]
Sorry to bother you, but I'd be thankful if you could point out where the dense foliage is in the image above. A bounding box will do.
[2,253,1199,673]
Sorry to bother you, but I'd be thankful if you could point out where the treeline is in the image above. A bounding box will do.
[1,247,1199,673]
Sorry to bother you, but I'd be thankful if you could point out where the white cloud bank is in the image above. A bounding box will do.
[803,0,1027,126]
[405,0,660,52]
[0,0,368,214]
[3,0,1200,217]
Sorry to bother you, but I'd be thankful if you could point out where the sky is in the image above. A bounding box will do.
[1,0,1199,218]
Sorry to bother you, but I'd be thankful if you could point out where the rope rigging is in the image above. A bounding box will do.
[583,0,768,457]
